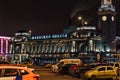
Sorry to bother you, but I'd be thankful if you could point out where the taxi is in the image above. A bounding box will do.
[0,65,40,80]
[85,66,117,80]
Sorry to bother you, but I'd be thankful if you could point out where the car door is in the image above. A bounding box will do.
[105,66,115,78]
[97,67,106,78]
[114,63,119,70]
[1,68,18,80]
[0,69,5,80]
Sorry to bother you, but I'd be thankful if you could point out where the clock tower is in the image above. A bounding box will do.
[98,0,116,52]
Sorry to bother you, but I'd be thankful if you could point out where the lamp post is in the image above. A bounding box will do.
[84,21,88,25]
[29,30,32,38]
[78,16,88,27]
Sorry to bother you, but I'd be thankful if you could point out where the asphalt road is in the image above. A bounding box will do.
[33,66,120,80]
[35,70,80,80]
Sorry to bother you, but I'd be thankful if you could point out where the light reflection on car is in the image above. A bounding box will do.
[85,66,117,80]
[0,65,40,80]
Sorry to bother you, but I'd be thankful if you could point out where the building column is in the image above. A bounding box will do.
[6,39,9,54]
[1,39,3,54]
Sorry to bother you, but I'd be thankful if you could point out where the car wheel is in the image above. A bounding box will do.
[55,68,58,72]
[111,75,117,80]
[79,73,82,78]
[53,68,58,72]
[80,73,84,78]
[90,75,96,80]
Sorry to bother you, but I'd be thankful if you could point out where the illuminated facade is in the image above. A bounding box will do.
[9,0,118,64]
[0,36,10,60]
[9,27,104,64]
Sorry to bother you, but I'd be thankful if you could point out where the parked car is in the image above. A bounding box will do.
[0,65,40,80]
[85,66,117,80]
[68,63,87,77]
[68,64,79,76]
[109,62,120,69]
[58,64,76,75]
[51,58,81,72]
[109,62,120,75]
[69,65,91,78]
[69,63,108,78]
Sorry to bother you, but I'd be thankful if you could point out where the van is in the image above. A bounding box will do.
[51,59,82,72]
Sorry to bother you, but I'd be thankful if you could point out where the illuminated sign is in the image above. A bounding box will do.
[15,33,30,36]
[77,26,96,30]
[0,36,10,39]
[32,34,67,40]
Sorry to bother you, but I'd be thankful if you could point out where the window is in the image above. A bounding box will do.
[4,69,18,77]
[19,69,29,75]
[98,67,105,71]
[107,67,113,70]
[115,64,119,67]
[109,63,114,66]
[0,69,2,77]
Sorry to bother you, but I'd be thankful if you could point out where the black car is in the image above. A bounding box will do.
[58,64,76,75]
[72,65,92,78]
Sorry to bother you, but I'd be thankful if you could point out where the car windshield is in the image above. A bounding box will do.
[32,70,38,74]
[91,66,98,70]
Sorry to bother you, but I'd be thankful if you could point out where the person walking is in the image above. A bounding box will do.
[15,72,22,80]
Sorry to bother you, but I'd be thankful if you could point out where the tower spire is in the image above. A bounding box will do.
[99,0,115,12]
[101,0,112,5]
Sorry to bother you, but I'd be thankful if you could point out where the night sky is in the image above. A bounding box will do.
[0,0,120,37]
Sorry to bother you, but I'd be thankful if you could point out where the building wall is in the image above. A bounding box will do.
[0,36,10,61]
[9,26,105,64]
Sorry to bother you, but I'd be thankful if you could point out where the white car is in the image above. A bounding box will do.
[0,65,40,80]
[51,64,59,72]
[51,59,81,72]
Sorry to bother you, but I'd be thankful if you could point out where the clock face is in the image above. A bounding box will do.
[102,16,107,21]
[111,16,114,21]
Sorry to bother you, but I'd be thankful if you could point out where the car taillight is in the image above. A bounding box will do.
[73,65,77,70]
[33,76,40,80]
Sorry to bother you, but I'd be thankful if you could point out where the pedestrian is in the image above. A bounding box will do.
[15,72,22,80]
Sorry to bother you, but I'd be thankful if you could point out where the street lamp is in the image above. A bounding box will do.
[29,30,32,36]
[78,16,88,27]
[84,21,88,25]
[78,16,82,20]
